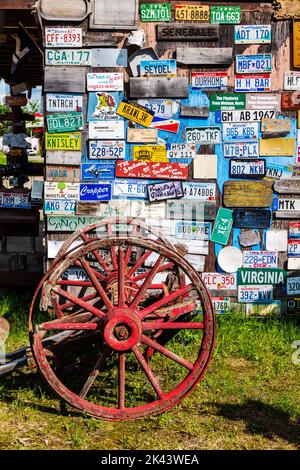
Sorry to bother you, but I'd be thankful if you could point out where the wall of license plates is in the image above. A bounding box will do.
[42,0,300,318]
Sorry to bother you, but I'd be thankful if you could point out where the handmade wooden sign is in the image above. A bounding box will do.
[274,180,300,194]
[237,268,286,286]
[202,273,237,291]
[192,72,228,90]
[261,119,291,137]
[223,142,259,158]
[175,222,212,241]
[211,208,233,246]
[89,140,125,159]
[46,112,84,134]
[91,49,128,68]
[243,251,278,269]
[140,59,177,78]
[287,298,300,316]
[4,95,27,107]
[87,73,124,92]
[44,200,76,215]
[238,285,273,303]
[223,181,273,208]
[0,191,30,209]
[175,4,210,21]
[233,209,271,229]
[281,92,300,110]
[46,151,81,166]
[236,55,272,74]
[45,132,81,151]
[140,3,171,22]
[239,230,261,247]
[246,93,281,111]
[44,67,86,93]
[132,145,167,162]
[193,155,218,179]
[235,74,271,93]
[166,143,196,159]
[117,100,154,127]
[116,161,189,180]
[259,138,295,156]
[166,200,217,221]
[180,106,209,118]
[45,28,82,48]
[186,127,220,144]
[46,94,83,112]
[210,5,240,24]
[129,77,189,98]
[229,159,266,178]
[216,110,275,123]
[182,182,216,201]
[287,277,300,296]
[157,24,219,41]
[79,184,112,202]
[47,216,102,232]
[222,123,259,142]
[44,182,79,200]
[88,121,125,140]
[147,181,184,203]
[45,49,91,66]
[127,128,158,144]
[294,20,300,68]
[234,25,271,44]
[210,93,246,111]
[113,179,149,199]
[177,47,233,65]
[284,72,300,90]
[46,165,80,183]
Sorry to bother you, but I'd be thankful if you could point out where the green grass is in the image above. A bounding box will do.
[0,152,6,165]
[0,287,299,450]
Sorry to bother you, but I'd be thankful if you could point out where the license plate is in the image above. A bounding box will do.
[212,297,231,314]
[81,163,115,181]
[46,94,83,112]
[62,268,89,282]
[223,142,259,158]
[210,6,240,24]
[290,222,300,238]
[217,110,275,123]
[44,199,76,215]
[222,123,259,141]
[0,192,30,209]
[192,72,228,90]
[175,4,210,21]
[236,54,272,74]
[166,143,196,159]
[284,72,300,90]
[234,25,271,44]
[45,28,82,48]
[47,112,84,133]
[265,163,294,181]
[182,182,216,201]
[140,59,176,78]
[113,179,149,199]
[44,182,79,200]
[235,74,271,92]
[287,277,300,295]
[89,121,125,140]
[243,251,278,268]
[140,3,171,22]
[45,49,91,66]
[89,141,125,159]
[132,145,167,162]
[238,285,273,303]
[202,273,237,291]
[229,159,266,178]
[147,181,184,202]
[175,222,211,240]
[45,132,81,151]
[137,99,176,119]
[273,198,300,212]
[186,127,220,144]
[288,239,300,256]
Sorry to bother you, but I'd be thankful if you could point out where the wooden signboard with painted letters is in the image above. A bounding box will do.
[274,180,300,194]
[223,181,273,208]
[176,48,233,65]
[180,106,209,118]
[129,78,189,99]
[156,24,219,41]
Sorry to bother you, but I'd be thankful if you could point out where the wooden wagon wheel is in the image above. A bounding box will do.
[29,236,215,421]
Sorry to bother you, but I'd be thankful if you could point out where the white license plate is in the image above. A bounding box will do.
[113,180,149,199]
[175,222,211,240]
[137,99,176,119]
[186,127,220,144]
[243,251,278,268]
[234,25,271,44]
[218,110,275,123]
[89,141,125,159]
[230,160,265,177]
[212,297,231,314]
[46,94,83,112]
[238,285,273,303]
[223,142,259,158]
[235,75,271,92]
[288,240,300,256]
[45,28,82,48]
[46,49,91,66]
[287,277,300,295]
[44,199,76,215]
[236,54,272,73]
[222,123,259,141]
[166,143,196,159]
[202,273,237,291]
[284,72,300,91]
[182,182,216,201]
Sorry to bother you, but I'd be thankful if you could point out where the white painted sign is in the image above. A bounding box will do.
[89,121,125,140]
[87,73,124,92]
[44,182,79,200]
[45,28,82,48]
[182,182,216,201]
[46,94,83,112]
[202,273,237,291]
[284,72,300,91]
[112,179,149,199]
[238,285,273,303]
[265,230,288,252]
[166,143,196,159]
[287,277,300,295]
[223,142,259,158]
[217,110,275,123]
[45,49,91,66]
[243,251,278,268]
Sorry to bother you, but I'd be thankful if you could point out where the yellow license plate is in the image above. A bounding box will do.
[117,101,154,127]
[175,4,210,21]
[132,145,167,162]
[45,132,81,151]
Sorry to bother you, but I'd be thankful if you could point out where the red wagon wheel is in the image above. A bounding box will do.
[29,236,215,421]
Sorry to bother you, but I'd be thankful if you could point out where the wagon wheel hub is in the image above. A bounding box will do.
[103,308,142,352]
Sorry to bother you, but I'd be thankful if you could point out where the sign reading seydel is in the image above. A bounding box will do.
[117,100,154,127]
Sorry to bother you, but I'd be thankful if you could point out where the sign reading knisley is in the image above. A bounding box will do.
[157,24,219,41]
[147,181,184,203]
[211,208,233,246]
[116,161,189,180]
[45,49,91,66]
[45,132,81,151]
[46,113,84,134]
[140,3,171,22]
[45,28,82,48]
[117,100,154,127]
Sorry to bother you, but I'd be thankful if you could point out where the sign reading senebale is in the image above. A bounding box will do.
[157,24,219,41]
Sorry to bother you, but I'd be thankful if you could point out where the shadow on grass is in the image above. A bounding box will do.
[215,400,300,448]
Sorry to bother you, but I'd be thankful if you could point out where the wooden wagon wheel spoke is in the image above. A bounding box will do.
[107,222,118,270]
[131,256,166,309]
[139,284,194,318]
[118,247,126,307]
[118,352,126,409]
[140,335,193,371]
[52,287,106,320]
[79,346,112,399]
[142,321,204,331]
[79,258,114,311]
[132,262,174,282]
[59,292,100,312]
[132,345,164,399]
[39,312,97,332]
[81,231,112,274]
[128,250,153,277]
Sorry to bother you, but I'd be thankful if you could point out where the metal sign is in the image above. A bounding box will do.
[236,55,272,74]
[193,155,218,180]
[284,72,300,90]
[140,59,176,78]
[0,191,30,209]
[246,93,281,111]
[175,4,210,21]
[176,222,211,241]
[265,163,294,181]
[237,268,286,286]
[47,216,102,232]
[290,222,300,238]
[45,49,91,66]
[147,181,184,202]
[45,28,82,48]
[89,140,125,159]
[88,121,125,140]
[87,73,124,92]
[223,142,259,158]
[261,119,291,137]
[127,128,158,143]
[44,182,79,200]
[210,93,246,111]
[150,119,180,134]
[216,110,275,123]
[229,159,266,178]
[116,161,189,180]
[81,163,115,181]
[238,285,273,303]
[274,198,300,212]
[44,200,76,215]
[117,100,154,127]
[166,143,196,159]
[90,0,137,30]
[157,24,219,41]
[212,297,231,314]
[287,298,300,316]
[202,273,237,291]
[79,184,112,202]
[45,132,81,151]
[112,179,149,199]
[46,94,83,112]
[46,165,80,183]
[222,123,259,142]
[46,151,81,166]
[210,5,240,24]
[287,277,300,295]
[294,20,300,69]
[182,182,216,201]
[91,49,128,68]
[87,92,122,122]
[235,74,271,93]
[288,259,300,270]
[186,127,220,144]
[46,112,84,134]
[40,0,90,21]
[211,208,233,246]
[288,239,300,256]
[140,3,171,22]
[192,72,228,90]
[166,200,217,221]
[233,209,271,229]
[132,145,167,162]
[137,99,178,120]
[44,66,86,93]
[259,138,295,156]
[243,251,278,269]
[234,25,271,44]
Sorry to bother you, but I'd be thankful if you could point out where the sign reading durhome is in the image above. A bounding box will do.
[234,25,271,44]
[140,3,171,22]
[210,93,246,111]
[175,4,210,21]
[45,132,81,151]
[236,55,272,74]
[45,49,91,66]
[192,72,228,90]
[117,100,154,127]
[210,6,240,24]
[45,28,82,48]
[47,112,84,133]
[211,208,233,245]
[46,94,83,112]
[140,60,176,78]
[237,268,286,286]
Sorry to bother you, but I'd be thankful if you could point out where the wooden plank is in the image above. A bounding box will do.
[44,66,86,93]
[4,95,27,106]
[46,151,82,166]
[176,47,233,65]
[274,179,300,194]
[127,128,158,143]
[281,92,300,110]
[275,211,300,219]
[261,118,291,137]
[46,165,80,183]
[129,77,189,98]
[180,105,209,118]
[156,23,219,41]
[223,181,273,208]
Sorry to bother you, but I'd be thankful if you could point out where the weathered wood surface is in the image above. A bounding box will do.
[259,137,295,156]
[176,47,233,65]
[281,92,300,110]
[274,179,300,194]
[239,230,261,248]
[46,151,82,166]
[44,67,86,93]
[275,211,300,219]
[46,165,81,183]
[129,77,189,98]
[127,128,158,143]
[274,0,300,19]
[261,118,291,136]
[223,181,273,208]
[180,105,209,118]
[156,24,219,41]
[293,20,300,68]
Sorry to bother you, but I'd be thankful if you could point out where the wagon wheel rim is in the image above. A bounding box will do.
[30,236,215,421]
